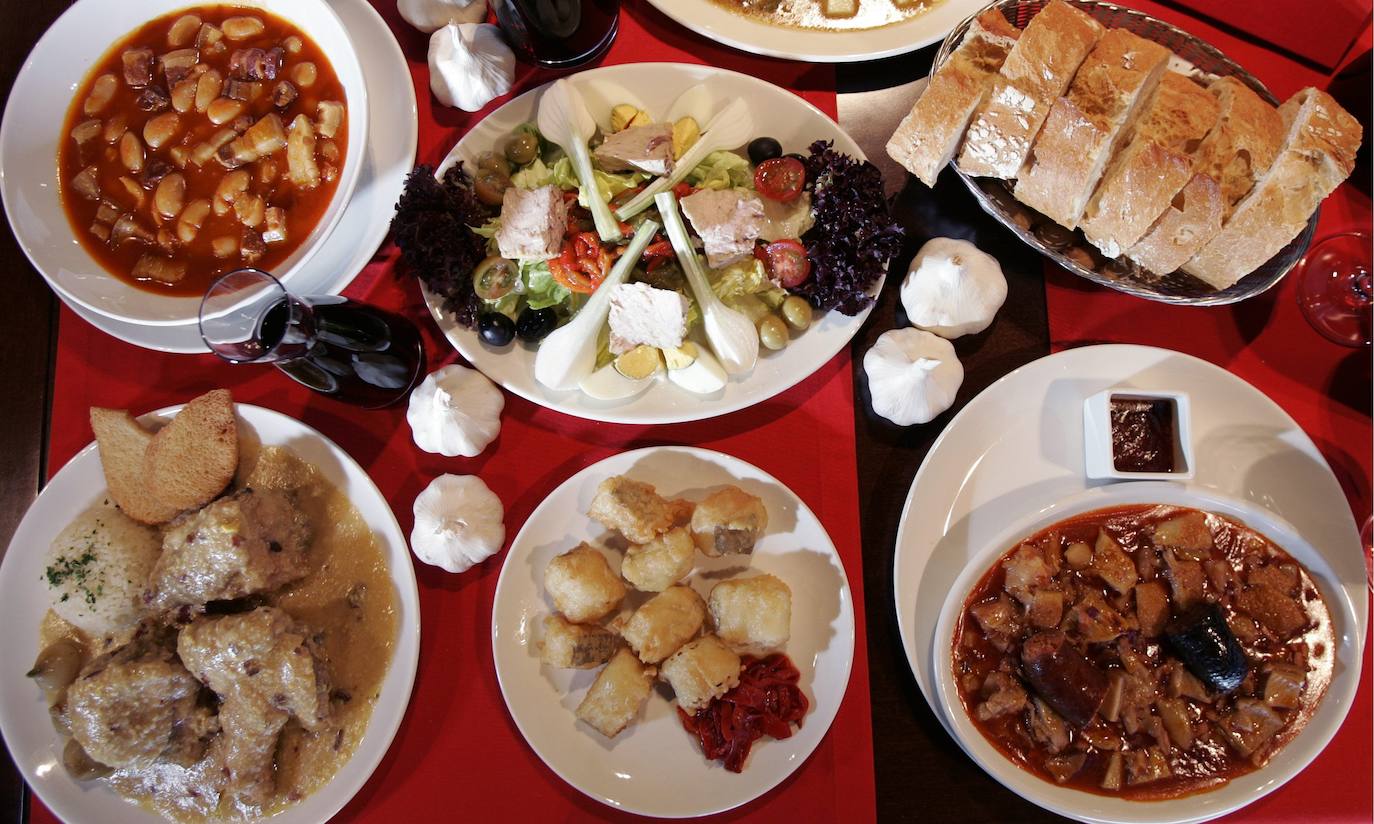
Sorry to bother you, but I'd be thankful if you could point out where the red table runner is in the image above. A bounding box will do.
[1046,4,1373,822]
[33,2,876,822]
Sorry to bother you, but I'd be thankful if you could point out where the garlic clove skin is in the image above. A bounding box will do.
[428,23,514,113]
[411,474,505,573]
[899,237,1007,339]
[863,327,964,426]
[406,363,505,457]
[399,0,487,32]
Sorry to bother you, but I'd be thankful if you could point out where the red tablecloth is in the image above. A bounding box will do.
[1046,4,1373,822]
[32,2,876,822]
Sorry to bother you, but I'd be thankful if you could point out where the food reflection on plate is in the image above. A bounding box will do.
[58,6,348,296]
[713,0,944,32]
[28,390,396,820]
[951,504,1334,799]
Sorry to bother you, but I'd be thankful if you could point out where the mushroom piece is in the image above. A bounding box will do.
[900,237,1007,339]
[410,474,505,573]
[131,253,186,284]
[159,48,200,86]
[70,166,101,201]
[428,23,514,112]
[70,119,103,145]
[405,364,505,457]
[270,81,298,109]
[135,86,171,113]
[122,48,155,86]
[228,47,282,81]
[862,327,964,426]
[111,214,153,245]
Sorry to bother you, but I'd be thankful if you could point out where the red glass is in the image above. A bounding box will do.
[1296,231,1372,348]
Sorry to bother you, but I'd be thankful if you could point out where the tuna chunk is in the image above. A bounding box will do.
[594,123,674,176]
[607,282,689,355]
[679,188,764,268]
[496,184,569,261]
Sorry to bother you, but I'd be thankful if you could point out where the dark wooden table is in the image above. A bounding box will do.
[0,6,1074,822]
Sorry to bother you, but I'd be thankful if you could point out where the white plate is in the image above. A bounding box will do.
[647,0,984,62]
[56,0,419,353]
[933,482,1361,824]
[0,404,420,824]
[491,446,855,818]
[1,0,368,326]
[424,62,882,425]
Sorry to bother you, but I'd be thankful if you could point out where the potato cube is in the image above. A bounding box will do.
[575,648,655,738]
[541,614,620,669]
[622,585,706,663]
[708,573,791,652]
[588,476,674,544]
[661,635,741,713]
[689,486,768,556]
[621,527,695,592]
[545,544,626,623]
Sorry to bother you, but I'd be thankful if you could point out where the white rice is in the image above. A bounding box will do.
[45,498,161,638]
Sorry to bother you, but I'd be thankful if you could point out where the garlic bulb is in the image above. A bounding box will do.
[399,0,487,32]
[428,23,514,113]
[899,237,1006,339]
[407,364,505,457]
[411,474,505,573]
[863,328,964,426]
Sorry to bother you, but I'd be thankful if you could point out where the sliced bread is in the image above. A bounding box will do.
[144,389,239,512]
[1125,172,1224,275]
[1189,77,1284,219]
[89,408,180,525]
[885,8,1021,187]
[1183,87,1362,288]
[956,0,1104,179]
[1080,72,1222,257]
[1013,28,1172,229]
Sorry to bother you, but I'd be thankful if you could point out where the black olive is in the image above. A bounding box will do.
[478,312,515,347]
[747,137,783,165]
[1165,602,1248,693]
[515,307,556,343]
[783,152,808,166]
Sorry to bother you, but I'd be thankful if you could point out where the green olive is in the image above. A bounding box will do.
[473,169,511,206]
[505,132,540,165]
[476,151,511,175]
[473,255,518,301]
[758,315,788,351]
[780,296,813,330]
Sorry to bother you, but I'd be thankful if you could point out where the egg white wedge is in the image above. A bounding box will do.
[580,363,656,401]
[667,345,728,395]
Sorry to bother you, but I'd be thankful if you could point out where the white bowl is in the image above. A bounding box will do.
[0,0,369,326]
[933,482,1363,824]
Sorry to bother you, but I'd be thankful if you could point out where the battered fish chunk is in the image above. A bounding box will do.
[545,544,626,623]
[661,635,741,713]
[689,486,768,556]
[708,573,792,653]
[576,648,655,738]
[622,585,706,664]
[621,527,696,592]
[587,476,674,544]
[541,614,621,669]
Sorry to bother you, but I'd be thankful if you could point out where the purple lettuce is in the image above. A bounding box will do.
[391,164,494,328]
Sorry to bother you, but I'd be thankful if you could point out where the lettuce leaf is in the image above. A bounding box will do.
[510,158,553,189]
[709,258,783,305]
[522,259,571,310]
[550,156,644,206]
[686,151,754,191]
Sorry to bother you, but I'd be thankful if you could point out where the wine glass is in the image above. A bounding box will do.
[491,0,620,68]
[1295,231,1372,348]
[199,269,425,409]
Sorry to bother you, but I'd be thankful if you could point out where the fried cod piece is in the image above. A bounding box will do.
[545,544,626,623]
[587,476,674,544]
[689,486,768,556]
[622,585,707,664]
[709,573,793,653]
[661,635,742,713]
[541,614,621,669]
[576,648,655,738]
[620,527,696,592]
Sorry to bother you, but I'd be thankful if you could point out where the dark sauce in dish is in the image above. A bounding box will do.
[1110,396,1176,473]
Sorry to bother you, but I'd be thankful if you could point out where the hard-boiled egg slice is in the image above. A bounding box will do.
[580,363,656,401]
[667,345,727,395]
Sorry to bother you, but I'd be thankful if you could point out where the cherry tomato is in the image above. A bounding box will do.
[759,239,811,288]
[472,255,518,300]
[753,157,805,203]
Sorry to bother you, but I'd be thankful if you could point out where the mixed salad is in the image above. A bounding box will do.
[393,82,902,399]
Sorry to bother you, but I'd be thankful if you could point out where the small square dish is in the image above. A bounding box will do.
[1084,388,1195,481]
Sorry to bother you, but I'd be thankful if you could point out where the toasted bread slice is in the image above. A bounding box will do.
[1125,172,1224,275]
[89,408,180,525]
[144,389,239,512]
[885,9,1021,187]
[1189,77,1284,219]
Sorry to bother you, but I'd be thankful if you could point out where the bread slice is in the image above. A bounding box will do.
[956,0,1104,179]
[1190,77,1284,219]
[1013,29,1172,229]
[1080,72,1222,257]
[144,389,239,512]
[1125,172,1224,274]
[90,408,180,525]
[1183,87,1362,288]
[885,9,1021,187]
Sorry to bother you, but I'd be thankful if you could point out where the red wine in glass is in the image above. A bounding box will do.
[1295,231,1372,348]
[200,269,425,408]
[492,0,620,68]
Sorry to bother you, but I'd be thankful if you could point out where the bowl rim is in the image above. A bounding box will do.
[932,480,1363,824]
[0,0,370,327]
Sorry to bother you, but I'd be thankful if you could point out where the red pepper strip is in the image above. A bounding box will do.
[549,232,612,294]
[641,238,675,271]
[673,182,696,199]
[677,653,809,773]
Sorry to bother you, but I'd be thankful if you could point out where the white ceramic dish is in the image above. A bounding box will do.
[425,62,883,425]
[0,403,420,824]
[647,0,984,62]
[491,446,855,818]
[893,344,1368,713]
[933,482,1361,824]
[1,0,370,327]
[1082,388,1195,481]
